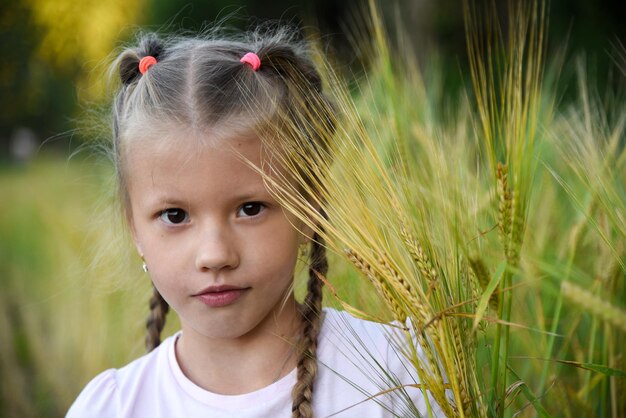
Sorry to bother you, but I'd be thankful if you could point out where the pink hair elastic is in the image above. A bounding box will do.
[240,52,261,71]
[139,56,157,74]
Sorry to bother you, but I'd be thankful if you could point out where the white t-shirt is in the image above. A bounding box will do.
[67,308,443,417]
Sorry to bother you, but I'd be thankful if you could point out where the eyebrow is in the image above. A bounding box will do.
[233,192,270,202]
[143,185,274,210]
[152,197,191,208]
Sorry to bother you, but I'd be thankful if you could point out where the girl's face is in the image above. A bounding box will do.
[125,128,305,340]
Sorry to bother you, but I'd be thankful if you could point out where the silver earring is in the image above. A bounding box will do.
[142,261,148,273]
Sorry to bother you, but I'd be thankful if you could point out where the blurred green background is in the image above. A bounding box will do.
[1,0,625,161]
[1,0,624,417]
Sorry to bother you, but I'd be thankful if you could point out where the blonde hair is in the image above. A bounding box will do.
[110,28,334,418]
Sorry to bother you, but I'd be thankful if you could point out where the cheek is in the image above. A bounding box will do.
[147,263,190,311]
[138,237,185,294]
[247,225,300,276]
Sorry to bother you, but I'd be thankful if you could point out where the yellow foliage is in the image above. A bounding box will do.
[25,0,146,100]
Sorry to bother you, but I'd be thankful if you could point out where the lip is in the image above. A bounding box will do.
[193,285,249,308]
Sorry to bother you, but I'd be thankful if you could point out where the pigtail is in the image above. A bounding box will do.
[252,41,335,417]
[252,32,324,117]
[118,33,165,85]
[112,33,167,190]
[257,42,323,93]
[292,220,328,418]
[145,284,169,352]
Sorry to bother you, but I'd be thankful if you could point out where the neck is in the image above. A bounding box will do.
[175,295,302,395]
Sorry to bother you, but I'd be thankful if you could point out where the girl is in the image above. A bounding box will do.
[67,28,440,418]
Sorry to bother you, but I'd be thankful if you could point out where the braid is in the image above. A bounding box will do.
[145,284,169,352]
[291,225,328,418]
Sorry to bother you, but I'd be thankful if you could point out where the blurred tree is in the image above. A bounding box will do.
[144,0,363,64]
[1,0,623,162]
[0,0,361,161]
[0,1,58,161]
[0,0,146,162]
[146,0,357,32]
[24,0,148,103]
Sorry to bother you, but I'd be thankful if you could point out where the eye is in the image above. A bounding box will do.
[159,208,189,225]
[237,202,265,218]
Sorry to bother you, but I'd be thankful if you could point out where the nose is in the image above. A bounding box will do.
[194,222,239,272]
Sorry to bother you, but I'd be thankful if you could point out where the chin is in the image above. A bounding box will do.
[188,315,261,340]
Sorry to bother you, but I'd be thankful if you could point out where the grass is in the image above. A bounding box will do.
[0,157,175,417]
[0,156,383,417]
[254,0,625,416]
[1,1,625,417]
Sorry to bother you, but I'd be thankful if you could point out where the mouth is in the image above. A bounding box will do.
[193,285,250,308]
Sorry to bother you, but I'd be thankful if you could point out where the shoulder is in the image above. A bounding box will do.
[319,308,400,359]
[65,333,176,418]
[317,308,401,387]
[314,309,409,416]
[65,368,118,418]
[319,309,447,417]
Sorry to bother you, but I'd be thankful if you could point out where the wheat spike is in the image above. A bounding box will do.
[414,331,450,413]
[377,253,433,326]
[469,256,499,311]
[561,281,626,332]
[391,196,439,289]
[449,316,472,414]
[345,249,407,323]
[496,163,513,261]
[400,225,439,289]
[508,187,523,267]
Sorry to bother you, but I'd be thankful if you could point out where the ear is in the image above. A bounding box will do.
[298,223,314,246]
[131,228,144,257]
[297,204,323,246]
[126,207,144,257]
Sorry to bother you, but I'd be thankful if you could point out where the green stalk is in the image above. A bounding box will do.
[507,365,553,418]
[599,323,609,418]
[607,324,617,418]
[537,202,585,395]
[537,290,562,395]
[490,318,502,414]
[499,271,513,415]
[583,315,598,404]
[490,267,508,417]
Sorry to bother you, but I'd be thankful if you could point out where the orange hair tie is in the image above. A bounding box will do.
[139,56,157,75]
[240,52,261,71]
